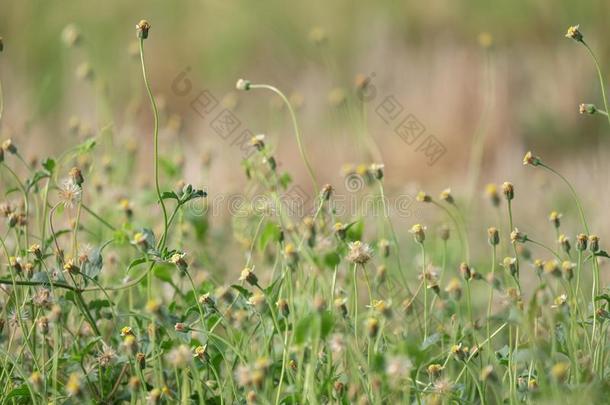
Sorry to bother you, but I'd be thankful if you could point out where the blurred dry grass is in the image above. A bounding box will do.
[1,0,609,270]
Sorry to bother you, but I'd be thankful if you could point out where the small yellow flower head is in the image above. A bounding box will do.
[416,191,432,203]
[445,278,462,301]
[120,326,134,337]
[69,167,84,186]
[147,387,162,404]
[510,228,527,244]
[543,260,561,278]
[550,361,570,382]
[579,103,597,114]
[146,299,161,314]
[193,345,208,361]
[502,257,518,277]
[309,26,327,45]
[236,78,251,91]
[450,343,468,361]
[378,239,390,258]
[533,259,544,276]
[276,298,289,317]
[365,317,380,338]
[487,227,500,246]
[576,233,588,251]
[2,139,17,154]
[62,24,81,47]
[588,235,600,253]
[368,163,385,180]
[239,267,259,286]
[558,234,571,254]
[522,151,541,167]
[410,224,426,244]
[334,297,348,317]
[561,261,575,281]
[502,182,514,201]
[371,299,392,318]
[346,241,373,264]
[485,183,501,207]
[548,211,562,228]
[439,188,454,204]
[427,363,443,378]
[136,19,151,39]
[29,371,43,391]
[478,32,494,49]
[169,253,188,272]
[66,373,82,397]
[480,365,496,382]
[250,134,266,151]
[333,222,347,240]
[565,25,583,42]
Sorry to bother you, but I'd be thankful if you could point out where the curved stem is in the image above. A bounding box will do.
[249,84,319,194]
[138,38,169,249]
[582,41,610,130]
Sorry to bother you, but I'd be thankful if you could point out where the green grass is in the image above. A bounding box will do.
[0,18,609,405]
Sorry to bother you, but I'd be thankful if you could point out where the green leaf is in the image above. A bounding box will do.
[259,222,280,252]
[161,191,180,201]
[4,385,30,400]
[231,284,252,299]
[42,158,56,173]
[126,257,147,274]
[294,314,314,344]
[346,219,364,242]
[320,311,334,339]
[323,251,341,269]
[153,265,173,283]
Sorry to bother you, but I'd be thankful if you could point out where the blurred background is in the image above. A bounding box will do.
[0,0,609,276]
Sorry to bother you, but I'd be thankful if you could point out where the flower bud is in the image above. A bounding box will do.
[579,103,597,114]
[502,182,514,201]
[522,151,541,166]
[236,79,251,91]
[487,227,499,246]
[576,233,588,251]
[136,20,151,39]
[549,211,562,228]
[410,224,426,244]
[588,235,600,253]
[565,25,583,42]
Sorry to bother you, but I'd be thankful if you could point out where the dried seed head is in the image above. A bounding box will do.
[439,188,454,204]
[347,241,373,265]
[487,227,500,246]
[576,233,588,251]
[579,103,597,114]
[549,211,562,228]
[450,343,468,361]
[416,191,432,203]
[565,25,583,42]
[502,182,514,201]
[410,224,426,244]
[236,78,251,91]
[136,20,151,39]
[522,151,541,166]
[174,322,188,332]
